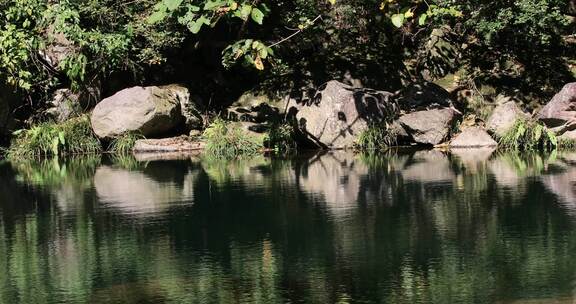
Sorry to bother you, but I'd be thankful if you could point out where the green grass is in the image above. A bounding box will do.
[356,124,398,151]
[202,118,263,158]
[108,132,144,155]
[7,115,101,158]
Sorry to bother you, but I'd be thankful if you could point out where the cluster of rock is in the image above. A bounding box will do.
[84,80,576,153]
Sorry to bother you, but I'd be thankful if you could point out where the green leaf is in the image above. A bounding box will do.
[418,13,428,26]
[147,10,167,24]
[58,131,65,145]
[251,8,264,24]
[391,14,405,28]
[204,0,226,10]
[239,4,252,21]
[259,47,268,59]
[163,0,183,11]
[190,15,210,33]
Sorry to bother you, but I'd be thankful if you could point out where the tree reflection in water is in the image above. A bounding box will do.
[1,150,576,303]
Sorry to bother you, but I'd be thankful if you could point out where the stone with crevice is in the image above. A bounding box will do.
[294,80,396,149]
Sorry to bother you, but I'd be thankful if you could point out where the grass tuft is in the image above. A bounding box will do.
[356,124,398,151]
[108,132,144,155]
[203,118,263,158]
[7,115,101,158]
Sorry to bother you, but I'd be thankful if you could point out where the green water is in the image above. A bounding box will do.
[1,149,576,304]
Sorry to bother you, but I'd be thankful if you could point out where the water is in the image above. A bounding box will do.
[1,149,576,303]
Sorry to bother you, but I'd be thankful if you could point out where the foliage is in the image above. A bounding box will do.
[0,0,573,124]
[356,124,398,151]
[108,133,144,155]
[264,123,295,153]
[0,0,183,92]
[497,118,559,151]
[202,118,263,158]
[147,0,273,70]
[7,115,101,158]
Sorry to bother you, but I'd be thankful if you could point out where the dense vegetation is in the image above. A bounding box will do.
[0,0,574,150]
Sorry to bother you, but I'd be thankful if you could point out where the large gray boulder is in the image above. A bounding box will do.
[295,80,397,148]
[91,85,184,139]
[450,127,497,148]
[536,83,576,134]
[398,108,459,145]
[486,101,528,137]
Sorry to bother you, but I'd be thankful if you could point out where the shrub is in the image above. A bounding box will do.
[497,118,558,151]
[8,115,101,158]
[202,119,263,158]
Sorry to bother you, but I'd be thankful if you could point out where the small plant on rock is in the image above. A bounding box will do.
[203,118,263,158]
[498,118,558,151]
[356,124,398,151]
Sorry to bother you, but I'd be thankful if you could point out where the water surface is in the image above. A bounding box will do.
[1,149,576,303]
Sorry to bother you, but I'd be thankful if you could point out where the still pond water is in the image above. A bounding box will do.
[1,149,576,303]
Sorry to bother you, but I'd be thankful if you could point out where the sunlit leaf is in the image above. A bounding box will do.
[147,10,167,24]
[251,8,264,24]
[391,14,404,28]
[418,13,428,26]
[163,0,183,11]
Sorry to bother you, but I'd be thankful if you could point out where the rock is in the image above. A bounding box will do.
[559,129,576,141]
[398,108,459,145]
[234,91,278,108]
[163,84,204,130]
[450,127,498,148]
[39,27,76,70]
[133,136,205,153]
[45,89,81,122]
[398,81,454,111]
[295,80,396,148]
[536,83,576,134]
[486,101,528,137]
[91,85,184,139]
[226,103,281,124]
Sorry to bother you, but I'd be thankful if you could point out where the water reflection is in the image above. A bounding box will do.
[1,150,576,303]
